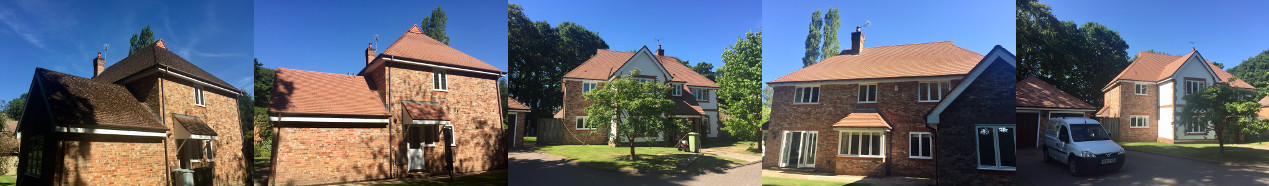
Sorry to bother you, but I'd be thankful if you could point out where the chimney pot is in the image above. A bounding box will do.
[848,28,865,55]
[366,43,377,65]
[93,52,105,78]
[656,45,665,56]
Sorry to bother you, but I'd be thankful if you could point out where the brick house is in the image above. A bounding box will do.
[555,45,721,145]
[268,24,506,185]
[508,98,531,147]
[1015,77,1096,149]
[17,40,248,185]
[1096,50,1254,143]
[763,28,984,177]
[926,45,1017,185]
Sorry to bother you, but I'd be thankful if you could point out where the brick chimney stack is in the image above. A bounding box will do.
[366,43,377,65]
[848,27,865,55]
[657,45,665,56]
[93,52,105,78]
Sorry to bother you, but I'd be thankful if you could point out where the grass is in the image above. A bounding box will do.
[534,145,745,173]
[253,157,271,168]
[1120,142,1269,165]
[375,172,507,186]
[0,175,13,186]
[524,136,537,144]
[761,176,866,186]
[702,140,762,156]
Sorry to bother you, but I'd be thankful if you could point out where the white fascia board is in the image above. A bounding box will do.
[833,128,890,132]
[562,78,606,83]
[270,116,390,123]
[1101,79,1164,93]
[411,120,452,125]
[685,85,720,90]
[387,58,503,76]
[156,69,241,96]
[927,46,1016,124]
[768,76,965,87]
[55,126,166,137]
[191,135,219,140]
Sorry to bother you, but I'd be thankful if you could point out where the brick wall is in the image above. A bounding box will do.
[561,80,612,145]
[933,60,1016,185]
[512,112,527,147]
[833,157,886,176]
[386,65,505,174]
[58,135,166,186]
[1112,82,1158,142]
[162,78,249,184]
[272,126,391,185]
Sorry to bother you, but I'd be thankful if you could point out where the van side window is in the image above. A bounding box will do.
[1058,126,1069,143]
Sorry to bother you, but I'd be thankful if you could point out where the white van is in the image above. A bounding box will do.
[1043,117,1125,176]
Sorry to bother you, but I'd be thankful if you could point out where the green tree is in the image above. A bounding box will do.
[820,7,841,60]
[253,59,275,108]
[718,30,763,147]
[1017,0,1130,107]
[509,3,608,123]
[420,6,450,44]
[582,70,675,159]
[802,10,823,67]
[690,61,716,81]
[129,25,156,55]
[3,93,27,121]
[1177,81,1266,154]
[1227,50,1269,94]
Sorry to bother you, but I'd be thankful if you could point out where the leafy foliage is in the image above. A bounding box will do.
[1017,0,1130,107]
[1177,81,1266,154]
[801,10,823,67]
[508,3,608,122]
[420,6,450,44]
[581,70,675,158]
[253,59,275,108]
[718,30,763,143]
[689,62,716,81]
[3,93,26,122]
[1227,50,1269,94]
[129,25,156,55]
[820,7,841,60]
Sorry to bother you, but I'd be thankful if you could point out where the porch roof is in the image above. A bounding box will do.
[832,108,892,129]
[403,100,450,122]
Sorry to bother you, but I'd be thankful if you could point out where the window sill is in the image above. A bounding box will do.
[792,102,820,105]
[908,156,933,159]
[433,89,449,92]
[976,166,1016,171]
[917,100,940,103]
[194,104,206,107]
[1129,126,1150,129]
[576,128,598,131]
[836,155,884,158]
[856,101,877,104]
[1184,132,1208,135]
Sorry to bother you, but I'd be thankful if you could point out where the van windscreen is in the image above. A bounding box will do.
[1070,124,1112,142]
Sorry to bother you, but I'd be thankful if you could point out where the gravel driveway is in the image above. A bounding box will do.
[1018,148,1269,185]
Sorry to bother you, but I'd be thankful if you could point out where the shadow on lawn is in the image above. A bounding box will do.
[1122,142,1269,165]
[509,150,696,185]
[588,154,734,175]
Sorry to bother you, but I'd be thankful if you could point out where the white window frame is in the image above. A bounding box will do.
[917,81,947,102]
[582,82,598,93]
[1185,80,1205,95]
[794,86,820,104]
[1129,115,1149,128]
[778,131,819,168]
[1134,83,1148,95]
[975,125,1016,171]
[909,132,933,159]
[433,69,448,91]
[857,84,877,103]
[1186,121,1209,134]
[193,87,206,107]
[446,125,457,147]
[575,116,595,130]
[837,130,886,158]
[692,88,710,101]
[672,84,683,96]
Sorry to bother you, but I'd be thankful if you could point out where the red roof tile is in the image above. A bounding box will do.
[508,98,531,110]
[95,40,241,94]
[269,68,389,117]
[832,108,892,129]
[31,68,167,131]
[373,24,503,74]
[1106,51,1253,89]
[402,101,450,121]
[564,49,718,87]
[1016,77,1096,110]
[172,113,218,136]
[770,41,983,84]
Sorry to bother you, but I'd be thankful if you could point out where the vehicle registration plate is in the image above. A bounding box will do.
[1101,158,1116,164]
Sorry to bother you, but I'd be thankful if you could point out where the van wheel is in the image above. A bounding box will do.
[1043,149,1053,163]
[1068,156,1081,176]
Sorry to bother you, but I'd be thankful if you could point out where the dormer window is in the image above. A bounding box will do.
[194,87,206,107]
[433,69,448,91]
[692,88,710,101]
[1185,80,1205,95]
[672,84,683,96]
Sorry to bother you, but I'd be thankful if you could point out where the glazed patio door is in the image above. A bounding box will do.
[407,125,426,170]
[780,131,818,168]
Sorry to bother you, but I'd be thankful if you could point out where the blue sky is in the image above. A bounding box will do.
[762,0,1015,83]
[254,0,508,78]
[0,0,254,101]
[511,0,761,69]
[1044,0,1269,69]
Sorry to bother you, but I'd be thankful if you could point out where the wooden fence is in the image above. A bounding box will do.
[536,118,564,145]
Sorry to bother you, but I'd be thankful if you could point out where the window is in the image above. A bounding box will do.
[193,87,206,106]
[976,125,1016,171]
[794,86,820,104]
[23,136,42,177]
[179,139,215,168]
[838,131,885,157]
[1185,80,1205,95]
[1134,84,1148,95]
[1186,121,1208,133]
[635,78,653,83]
[909,132,933,159]
[575,116,595,130]
[918,82,948,102]
[445,125,457,146]
[672,84,683,96]
[694,89,710,101]
[433,70,448,91]
[422,125,439,147]
[1129,115,1149,128]
[582,82,597,93]
[858,84,877,103]
[701,117,711,135]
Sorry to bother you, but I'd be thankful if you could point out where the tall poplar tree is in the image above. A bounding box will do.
[801,10,823,67]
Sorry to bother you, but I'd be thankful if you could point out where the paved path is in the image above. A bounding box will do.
[761,169,932,186]
[700,148,762,163]
[509,148,760,186]
[1018,148,1269,186]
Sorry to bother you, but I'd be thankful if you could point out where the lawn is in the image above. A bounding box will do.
[702,140,762,156]
[376,171,506,186]
[534,145,745,173]
[761,176,866,186]
[1120,142,1269,165]
[524,136,537,144]
[0,175,13,186]
[253,157,271,169]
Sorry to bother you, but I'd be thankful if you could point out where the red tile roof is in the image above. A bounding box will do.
[564,49,718,87]
[269,68,389,117]
[1016,76,1096,110]
[31,68,167,131]
[172,114,218,136]
[402,101,450,121]
[770,41,983,84]
[95,40,241,94]
[1106,51,1253,89]
[373,24,503,74]
[553,109,564,119]
[832,108,892,129]
[508,98,531,110]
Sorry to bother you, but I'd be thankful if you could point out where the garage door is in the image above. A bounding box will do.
[1016,112,1040,149]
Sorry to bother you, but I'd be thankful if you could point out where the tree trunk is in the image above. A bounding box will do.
[1217,127,1225,155]
[629,135,637,159]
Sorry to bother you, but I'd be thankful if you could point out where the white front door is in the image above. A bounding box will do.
[779,131,818,168]
[407,126,426,170]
